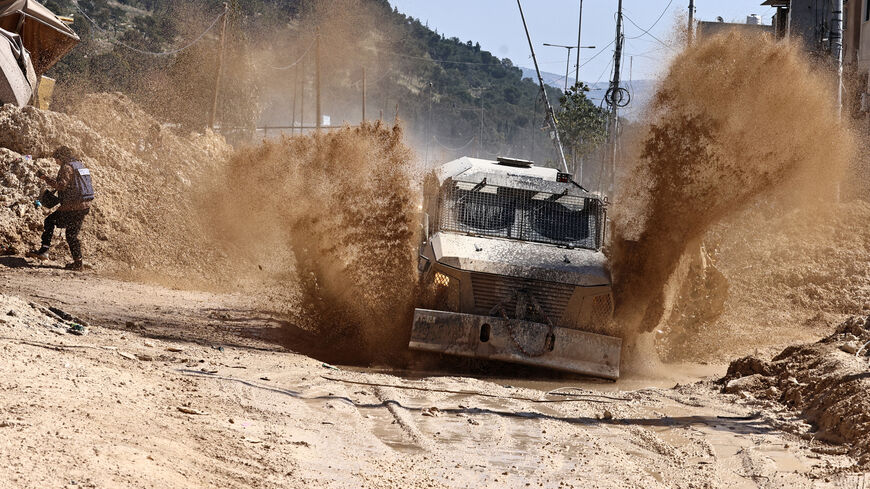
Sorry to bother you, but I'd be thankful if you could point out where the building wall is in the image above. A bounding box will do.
[859,0,870,73]
[845,0,862,64]
[788,0,834,50]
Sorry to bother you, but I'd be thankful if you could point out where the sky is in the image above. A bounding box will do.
[387,0,778,84]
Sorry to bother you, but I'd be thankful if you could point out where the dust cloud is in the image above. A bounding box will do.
[610,31,855,345]
[201,123,420,364]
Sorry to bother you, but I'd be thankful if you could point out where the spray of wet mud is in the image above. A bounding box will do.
[611,31,855,357]
[202,122,420,365]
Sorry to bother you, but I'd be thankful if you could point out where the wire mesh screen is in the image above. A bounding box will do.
[437,180,604,250]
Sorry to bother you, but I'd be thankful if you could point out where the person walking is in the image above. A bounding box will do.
[27,146,95,270]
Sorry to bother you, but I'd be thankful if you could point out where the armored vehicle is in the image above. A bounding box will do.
[410,156,622,380]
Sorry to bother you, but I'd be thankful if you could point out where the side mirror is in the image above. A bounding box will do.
[422,212,430,242]
[418,254,431,273]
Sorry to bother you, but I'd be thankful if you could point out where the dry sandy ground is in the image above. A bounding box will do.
[0,263,868,488]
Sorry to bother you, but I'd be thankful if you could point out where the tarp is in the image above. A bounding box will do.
[0,0,79,75]
[0,26,36,106]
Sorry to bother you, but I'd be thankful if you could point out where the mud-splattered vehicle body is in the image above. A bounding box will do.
[410,156,622,379]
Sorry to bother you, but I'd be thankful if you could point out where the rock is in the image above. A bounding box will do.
[421,407,441,417]
[834,316,869,337]
[177,407,208,415]
[118,351,137,361]
[725,356,772,380]
[602,410,613,420]
[840,343,859,355]
[724,374,767,395]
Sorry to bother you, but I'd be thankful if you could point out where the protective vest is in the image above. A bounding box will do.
[61,161,95,204]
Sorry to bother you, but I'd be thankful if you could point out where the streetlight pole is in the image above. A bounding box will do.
[575,0,584,85]
[543,43,595,92]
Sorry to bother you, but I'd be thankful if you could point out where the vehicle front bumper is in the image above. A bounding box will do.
[409,308,621,380]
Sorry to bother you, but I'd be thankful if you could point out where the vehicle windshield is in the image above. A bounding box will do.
[438,181,604,250]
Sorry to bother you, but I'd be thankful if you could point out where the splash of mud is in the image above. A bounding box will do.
[202,122,420,364]
[611,31,854,343]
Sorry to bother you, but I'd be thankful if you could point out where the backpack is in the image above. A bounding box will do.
[61,161,95,204]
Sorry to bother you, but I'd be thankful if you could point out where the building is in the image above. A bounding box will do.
[695,19,774,38]
[763,0,869,123]
[845,0,869,97]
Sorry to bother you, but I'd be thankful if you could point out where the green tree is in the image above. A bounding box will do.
[556,83,608,166]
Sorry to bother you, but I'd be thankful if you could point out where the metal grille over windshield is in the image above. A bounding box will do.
[437,180,604,250]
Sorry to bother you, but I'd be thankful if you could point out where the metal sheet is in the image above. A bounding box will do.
[409,308,621,380]
[0,27,33,106]
[431,232,611,286]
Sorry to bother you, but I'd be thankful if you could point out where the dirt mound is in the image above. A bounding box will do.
[721,316,870,464]
[0,293,59,330]
[0,94,233,285]
[611,30,854,343]
[657,199,870,362]
[201,122,420,364]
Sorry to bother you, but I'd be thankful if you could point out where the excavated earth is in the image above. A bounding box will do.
[721,316,870,464]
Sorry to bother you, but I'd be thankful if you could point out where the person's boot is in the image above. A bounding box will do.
[64,260,83,271]
[26,246,50,261]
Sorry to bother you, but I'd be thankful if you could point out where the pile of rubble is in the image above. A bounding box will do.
[0,93,234,284]
[721,316,870,464]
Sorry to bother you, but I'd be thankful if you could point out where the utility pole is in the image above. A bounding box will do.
[832,0,844,120]
[605,0,625,194]
[315,28,322,132]
[687,0,695,45]
[478,93,484,158]
[362,67,367,122]
[518,0,569,173]
[425,82,432,165]
[292,54,298,134]
[300,56,305,133]
[575,0,584,85]
[208,2,229,131]
[833,0,844,202]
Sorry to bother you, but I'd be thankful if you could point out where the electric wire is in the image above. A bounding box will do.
[269,40,315,70]
[433,134,475,152]
[75,5,225,56]
[377,48,498,66]
[625,0,674,40]
[322,376,630,403]
[623,14,674,51]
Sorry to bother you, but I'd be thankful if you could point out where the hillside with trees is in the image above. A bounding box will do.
[42,0,605,167]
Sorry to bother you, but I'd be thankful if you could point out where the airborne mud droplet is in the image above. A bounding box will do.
[610,31,855,347]
[203,122,420,364]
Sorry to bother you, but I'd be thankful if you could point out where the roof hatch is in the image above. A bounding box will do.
[496,157,533,168]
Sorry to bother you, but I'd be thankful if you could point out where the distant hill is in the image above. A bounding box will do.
[43,0,610,163]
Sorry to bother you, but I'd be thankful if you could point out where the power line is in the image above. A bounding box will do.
[623,14,674,51]
[625,0,674,40]
[433,134,475,151]
[270,40,315,70]
[377,49,497,66]
[76,5,225,56]
[577,39,616,70]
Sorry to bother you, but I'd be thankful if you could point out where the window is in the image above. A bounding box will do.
[866,0,870,22]
[439,182,604,250]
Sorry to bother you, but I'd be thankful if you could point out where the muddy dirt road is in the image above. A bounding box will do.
[0,264,867,488]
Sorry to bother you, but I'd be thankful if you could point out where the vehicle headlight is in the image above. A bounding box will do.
[432,272,461,312]
[434,272,451,287]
